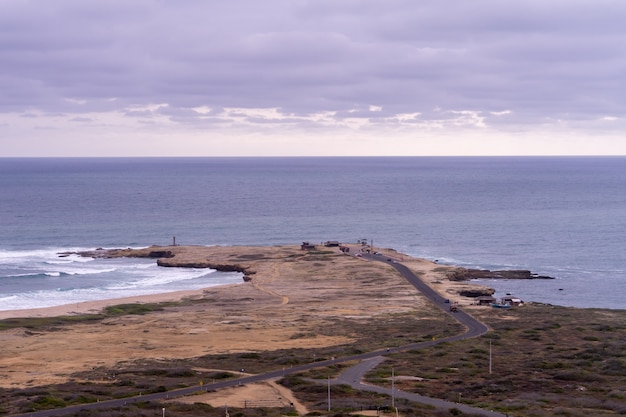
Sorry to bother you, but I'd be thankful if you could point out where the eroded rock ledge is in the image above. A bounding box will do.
[71,246,255,282]
[446,268,555,281]
[155,258,254,281]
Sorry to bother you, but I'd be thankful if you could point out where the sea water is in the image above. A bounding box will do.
[1,157,624,310]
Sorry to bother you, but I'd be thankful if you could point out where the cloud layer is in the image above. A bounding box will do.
[2,0,625,156]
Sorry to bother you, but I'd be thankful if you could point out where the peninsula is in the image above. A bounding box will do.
[1,243,624,417]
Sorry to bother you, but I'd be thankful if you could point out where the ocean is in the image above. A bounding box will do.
[1,157,624,311]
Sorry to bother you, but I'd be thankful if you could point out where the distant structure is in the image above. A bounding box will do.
[476,295,497,306]
[324,240,340,247]
[501,296,524,306]
[301,241,316,250]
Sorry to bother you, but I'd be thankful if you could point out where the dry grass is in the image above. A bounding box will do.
[1,245,624,417]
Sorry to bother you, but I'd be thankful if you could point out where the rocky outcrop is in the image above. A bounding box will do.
[156,258,255,281]
[71,248,173,259]
[447,268,555,281]
[70,246,255,282]
[459,288,496,297]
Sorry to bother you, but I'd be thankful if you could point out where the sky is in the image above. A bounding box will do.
[1,0,626,157]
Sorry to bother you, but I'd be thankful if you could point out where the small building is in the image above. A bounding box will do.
[476,296,497,306]
[324,240,340,247]
[501,296,524,306]
[301,242,316,250]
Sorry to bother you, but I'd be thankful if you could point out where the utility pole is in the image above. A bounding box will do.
[391,367,395,409]
[327,375,331,411]
[489,339,492,374]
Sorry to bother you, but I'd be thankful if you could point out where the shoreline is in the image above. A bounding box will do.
[0,242,602,322]
[0,284,242,320]
[1,243,618,312]
[0,243,523,321]
[3,243,437,388]
[2,244,624,415]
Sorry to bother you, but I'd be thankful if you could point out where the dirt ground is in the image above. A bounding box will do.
[169,378,310,415]
[0,243,486,409]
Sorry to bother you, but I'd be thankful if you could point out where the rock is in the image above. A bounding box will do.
[459,288,496,297]
[156,259,254,281]
[72,246,253,282]
[146,250,174,258]
[446,268,555,281]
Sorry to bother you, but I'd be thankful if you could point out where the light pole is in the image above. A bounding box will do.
[162,407,165,417]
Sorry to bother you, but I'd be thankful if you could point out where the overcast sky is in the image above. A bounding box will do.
[1,0,625,156]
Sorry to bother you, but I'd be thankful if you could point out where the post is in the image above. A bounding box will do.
[327,375,331,411]
[162,407,165,417]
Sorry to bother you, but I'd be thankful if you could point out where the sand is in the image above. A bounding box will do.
[0,244,489,408]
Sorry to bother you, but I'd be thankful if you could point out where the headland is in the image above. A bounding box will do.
[2,243,623,417]
[0,243,484,387]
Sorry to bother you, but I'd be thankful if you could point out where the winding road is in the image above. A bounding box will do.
[14,255,506,417]
[331,255,504,417]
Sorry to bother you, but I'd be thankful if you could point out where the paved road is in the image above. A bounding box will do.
[14,255,502,417]
[325,255,505,417]
[373,254,489,340]
[333,357,506,417]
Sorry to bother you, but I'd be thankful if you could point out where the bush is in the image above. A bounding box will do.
[31,396,67,410]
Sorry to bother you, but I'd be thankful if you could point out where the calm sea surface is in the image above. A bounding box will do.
[1,157,625,310]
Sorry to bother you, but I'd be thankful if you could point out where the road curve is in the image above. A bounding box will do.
[374,254,489,340]
[322,255,504,417]
[14,255,500,417]
[333,356,505,417]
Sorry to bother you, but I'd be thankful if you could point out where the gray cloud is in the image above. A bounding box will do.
[1,0,626,155]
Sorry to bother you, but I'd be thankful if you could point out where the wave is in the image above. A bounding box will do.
[1,247,88,260]
[103,268,218,290]
[0,294,18,303]
[0,271,243,312]
[56,267,117,276]
[2,267,117,280]
[0,246,243,311]
[0,246,147,265]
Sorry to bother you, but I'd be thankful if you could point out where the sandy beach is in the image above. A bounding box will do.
[0,287,221,320]
[0,244,488,398]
